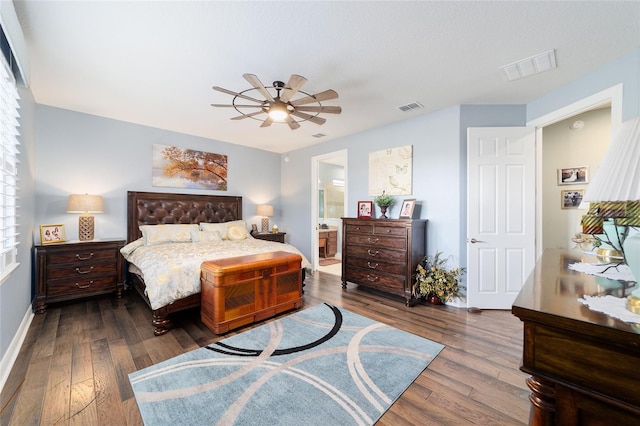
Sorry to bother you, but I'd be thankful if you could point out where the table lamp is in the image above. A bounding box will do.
[67,194,104,241]
[256,204,273,233]
[581,117,640,313]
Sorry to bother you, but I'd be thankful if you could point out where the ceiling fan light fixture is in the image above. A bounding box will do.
[268,102,290,121]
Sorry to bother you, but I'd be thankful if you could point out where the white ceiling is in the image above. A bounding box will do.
[13,1,640,154]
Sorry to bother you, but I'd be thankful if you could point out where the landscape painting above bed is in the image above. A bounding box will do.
[152,144,228,190]
[124,191,310,336]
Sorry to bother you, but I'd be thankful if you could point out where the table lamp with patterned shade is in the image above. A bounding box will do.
[581,117,640,313]
[67,194,104,241]
[256,204,273,233]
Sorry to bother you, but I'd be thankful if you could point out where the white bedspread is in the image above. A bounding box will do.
[121,238,311,310]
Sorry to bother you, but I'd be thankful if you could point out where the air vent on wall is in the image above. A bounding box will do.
[312,133,326,138]
[398,101,423,112]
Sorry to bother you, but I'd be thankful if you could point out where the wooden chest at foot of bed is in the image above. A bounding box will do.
[200,251,303,334]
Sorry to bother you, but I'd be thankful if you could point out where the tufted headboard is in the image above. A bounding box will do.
[126,191,243,243]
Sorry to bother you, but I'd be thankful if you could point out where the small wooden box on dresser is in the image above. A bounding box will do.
[341,218,426,306]
[34,239,126,313]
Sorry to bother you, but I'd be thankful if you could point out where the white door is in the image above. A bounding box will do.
[467,127,536,309]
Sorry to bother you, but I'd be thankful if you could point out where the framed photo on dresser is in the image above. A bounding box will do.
[399,199,416,218]
[40,224,65,244]
[357,201,373,218]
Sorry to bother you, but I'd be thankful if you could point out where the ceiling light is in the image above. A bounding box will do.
[501,49,557,81]
[268,102,289,122]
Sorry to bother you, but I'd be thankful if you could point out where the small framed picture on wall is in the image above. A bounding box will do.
[357,201,373,218]
[40,224,65,244]
[561,189,584,209]
[557,166,589,185]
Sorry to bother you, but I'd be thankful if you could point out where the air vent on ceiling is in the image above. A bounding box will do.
[501,49,557,81]
[398,101,423,112]
[312,133,326,138]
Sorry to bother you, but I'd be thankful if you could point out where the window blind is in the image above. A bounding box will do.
[0,54,20,279]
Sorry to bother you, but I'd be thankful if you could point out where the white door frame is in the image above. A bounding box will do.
[311,150,348,271]
[528,84,623,259]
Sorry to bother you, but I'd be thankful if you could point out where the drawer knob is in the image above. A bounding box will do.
[367,261,379,269]
[367,237,379,244]
[367,250,379,257]
[76,281,94,289]
[366,274,379,282]
[76,253,94,261]
[75,266,94,274]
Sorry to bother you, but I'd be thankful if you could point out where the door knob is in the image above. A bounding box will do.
[469,238,484,244]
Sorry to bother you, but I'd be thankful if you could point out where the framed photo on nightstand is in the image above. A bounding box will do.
[40,224,65,244]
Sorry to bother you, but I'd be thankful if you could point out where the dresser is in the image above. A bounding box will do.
[512,249,640,425]
[318,228,338,258]
[341,218,426,305]
[34,239,126,313]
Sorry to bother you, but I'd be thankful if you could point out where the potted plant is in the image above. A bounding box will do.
[412,252,465,304]
[373,191,394,218]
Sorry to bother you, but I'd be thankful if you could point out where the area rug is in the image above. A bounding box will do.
[319,258,341,266]
[129,303,444,426]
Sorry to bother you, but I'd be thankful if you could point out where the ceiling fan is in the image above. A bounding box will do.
[211,74,341,130]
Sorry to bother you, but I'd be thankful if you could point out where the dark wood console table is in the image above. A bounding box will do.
[512,249,640,425]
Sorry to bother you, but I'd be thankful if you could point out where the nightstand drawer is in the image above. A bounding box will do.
[46,276,119,299]
[47,262,117,279]
[49,248,116,264]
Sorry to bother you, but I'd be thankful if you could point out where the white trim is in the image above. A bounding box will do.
[528,84,624,259]
[0,306,34,393]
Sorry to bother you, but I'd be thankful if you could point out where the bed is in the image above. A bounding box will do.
[123,191,309,335]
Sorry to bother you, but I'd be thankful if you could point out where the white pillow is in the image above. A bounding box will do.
[190,230,222,242]
[226,224,248,241]
[200,220,248,239]
[139,224,200,246]
[120,238,144,256]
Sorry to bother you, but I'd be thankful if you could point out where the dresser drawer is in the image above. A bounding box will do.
[48,248,116,264]
[346,245,407,263]
[345,224,373,235]
[47,262,117,280]
[345,256,405,275]
[344,268,406,293]
[346,234,406,250]
[373,225,406,236]
[46,275,119,299]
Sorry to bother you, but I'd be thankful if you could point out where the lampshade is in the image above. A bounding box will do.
[67,194,104,241]
[256,204,274,217]
[583,117,640,202]
[67,194,104,213]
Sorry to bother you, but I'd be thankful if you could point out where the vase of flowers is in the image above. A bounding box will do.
[374,191,394,219]
[412,252,465,304]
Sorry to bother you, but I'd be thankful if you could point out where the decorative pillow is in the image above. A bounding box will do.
[226,224,248,241]
[190,230,222,242]
[140,224,199,246]
[200,220,248,239]
[120,238,144,256]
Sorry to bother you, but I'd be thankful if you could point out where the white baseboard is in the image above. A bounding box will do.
[0,307,34,394]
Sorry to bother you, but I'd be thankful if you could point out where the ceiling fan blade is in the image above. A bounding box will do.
[213,86,264,104]
[290,89,339,106]
[231,111,265,120]
[280,74,307,103]
[295,105,342,114]
[291,111,326,125]
[243,73,275,102]
[211,104,263,108]
[285,116,301,130]
[260,117,274,127]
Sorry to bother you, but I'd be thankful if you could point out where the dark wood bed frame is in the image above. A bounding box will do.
[126,190,243,336]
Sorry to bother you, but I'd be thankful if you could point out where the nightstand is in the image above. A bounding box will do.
[34,239,126,313]
[251,231,286,243]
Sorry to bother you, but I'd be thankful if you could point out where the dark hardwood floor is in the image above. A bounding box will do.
[1,271,530,425]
